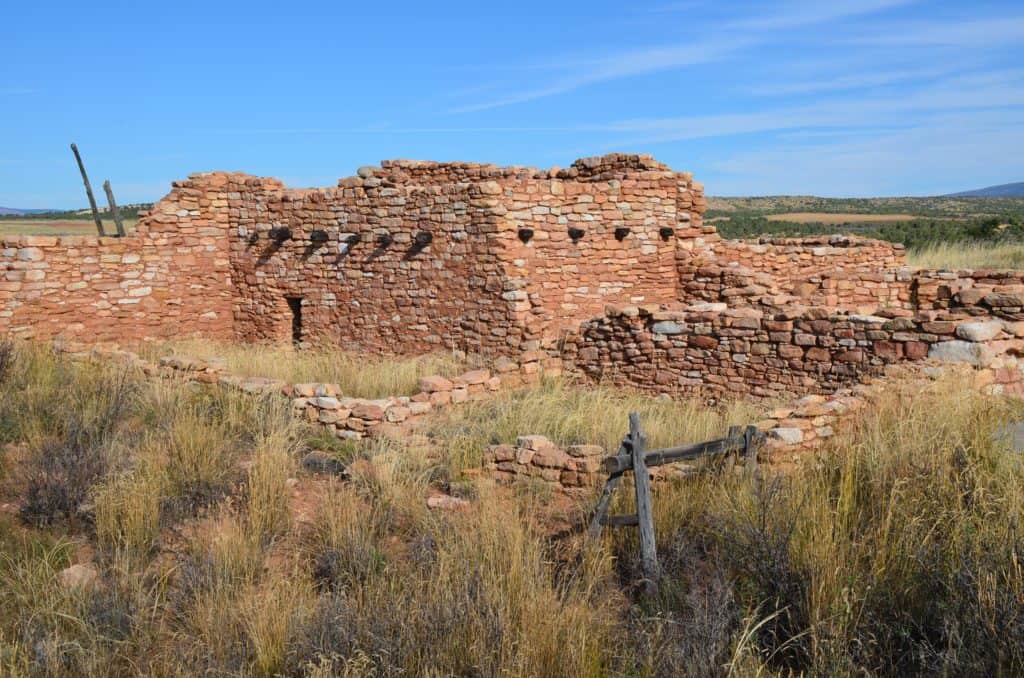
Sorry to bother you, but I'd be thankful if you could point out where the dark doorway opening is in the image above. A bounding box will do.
[286,297,303,345]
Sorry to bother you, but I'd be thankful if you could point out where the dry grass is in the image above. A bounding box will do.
[908,240,1024,269]
[2,341,1024,675]
[139,338,465,398]
[766,212,921,224]
[431,377,767,472]
[0,219,139,237]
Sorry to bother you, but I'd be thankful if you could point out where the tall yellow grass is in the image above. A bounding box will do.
[3,342,1024,674]
[908,240,1024,269]
[139,338,464,398]
[432,377,766,472]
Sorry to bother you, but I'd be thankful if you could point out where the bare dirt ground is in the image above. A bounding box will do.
[765,212,922,223]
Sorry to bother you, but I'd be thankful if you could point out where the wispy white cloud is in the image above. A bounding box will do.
[848,15,1024,47]
[746,68,947,97]
[448,37,749,113]
[708,115,1024,196]
[727,0,918,31]
[448,0,922,113]
[585,70,1024,143]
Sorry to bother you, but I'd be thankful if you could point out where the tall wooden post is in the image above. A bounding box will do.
[629,412,659,597]
[102,180,126,237]
[70,143,105,237]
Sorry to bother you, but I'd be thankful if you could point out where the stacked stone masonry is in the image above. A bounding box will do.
[4,151,1024,410]
[561,301,1024,400]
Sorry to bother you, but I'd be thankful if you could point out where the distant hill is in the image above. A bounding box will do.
[947,182,1024,198]
[0,203,153,221]
[0,207,56,216]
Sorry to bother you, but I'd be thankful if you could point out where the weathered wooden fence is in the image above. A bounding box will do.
[589,413,764,596]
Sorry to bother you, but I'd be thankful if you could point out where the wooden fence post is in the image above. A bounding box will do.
[743,425,761,474]
[70,143,105,237]
[629,412,659,596]
[589,418,761,596]
[102,180,126,237]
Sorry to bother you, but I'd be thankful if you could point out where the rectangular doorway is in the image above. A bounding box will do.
[286,296,303,345]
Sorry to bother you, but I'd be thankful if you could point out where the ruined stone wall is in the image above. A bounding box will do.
[0,176,234,342]
[677,234,908,311]
[912,269,1024,316]
[495,155,704,348]
[217,153,704,355]
[12,150,1014,387]
[561,303,1024,399]
[222,170,520,355]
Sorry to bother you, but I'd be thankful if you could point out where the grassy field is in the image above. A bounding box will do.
[0,219,138,237]
[2,340,1024,675]
[708,194,1024,219]
[908,240,1024,269]
[710,195,1024,252]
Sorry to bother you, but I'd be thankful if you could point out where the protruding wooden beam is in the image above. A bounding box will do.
[102,180,126,237]
[70,143,105,236]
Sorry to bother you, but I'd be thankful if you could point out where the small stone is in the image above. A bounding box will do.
[516,434,554,451]
[352,402,387,420]
[651,321,685,335]
[955,321,1003,343]
[419,375,453,393]
[313,396,340,409]
[457,369,490,385]
[302,451,346,476]
[427,494,470,510]
[769,428,804,445]
[566,444,604,457]
[59,563,99,590]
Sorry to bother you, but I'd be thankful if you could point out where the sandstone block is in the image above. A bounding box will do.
[769,428,804,445]
[420,375,453,393]
[929,340,995,367]
[956,321,1003,342]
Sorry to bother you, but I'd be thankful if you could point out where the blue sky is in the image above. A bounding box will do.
[2,0,1022,207]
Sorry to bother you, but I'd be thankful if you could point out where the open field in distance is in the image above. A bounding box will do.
[765,212,922,224]
[708,194,1024,219]
[0,219,138,237]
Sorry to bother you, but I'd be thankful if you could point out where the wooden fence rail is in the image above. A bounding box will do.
[588,413,764,596]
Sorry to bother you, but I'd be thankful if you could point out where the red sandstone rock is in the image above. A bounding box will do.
[419,375,453,393]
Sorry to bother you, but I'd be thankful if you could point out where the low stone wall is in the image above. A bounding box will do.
[913,270,1024,317]
[138,350,555,440]
[677,234,907,311]
[560,303,1024,400]
[483,435,604,494]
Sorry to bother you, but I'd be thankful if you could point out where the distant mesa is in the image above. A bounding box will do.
[946,182,1024,198]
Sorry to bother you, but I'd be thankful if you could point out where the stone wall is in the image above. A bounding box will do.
[223,170,519,354]
[1,154,709,353]
[191,153,704,355]
[0,176,234,342]
[483,435,604,494]
[677,233,908,312]
[9,149,1024,399]
[912,269,1024,317]
[495,156,699,346]
[561,302,1024,400]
